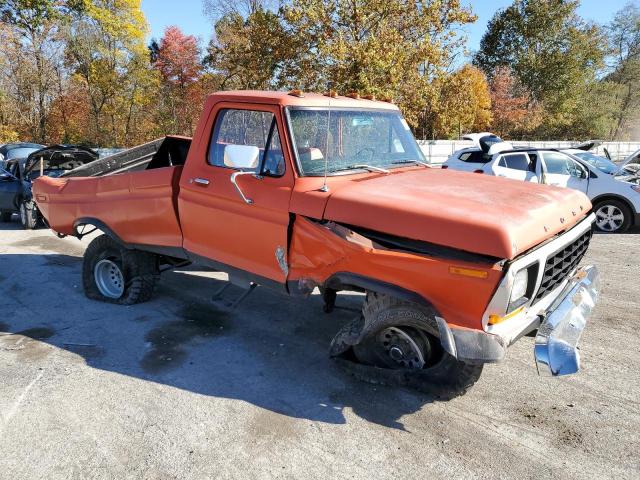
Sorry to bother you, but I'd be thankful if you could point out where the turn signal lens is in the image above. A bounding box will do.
[346,92,360,99]
[631,185,640,193]
[449,266,488,279]
[489,306,525,325]
[288,89,305,98]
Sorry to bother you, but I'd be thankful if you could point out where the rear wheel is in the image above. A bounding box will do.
[83,234,160,305]
[19,200,39,230]
[593,199,632,233]
[332,293,483,397]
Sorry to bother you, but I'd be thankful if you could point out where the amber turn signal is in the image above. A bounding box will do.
[288,89,305,98]
[448,266,488,279]
[488,306,525,325]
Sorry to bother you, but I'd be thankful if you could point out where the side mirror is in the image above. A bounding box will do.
[223,145,259,170]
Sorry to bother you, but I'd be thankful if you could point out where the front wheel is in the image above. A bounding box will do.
[19,200,39,230]
[332,293,483,397]
[83,234,160,305]
[593,199,632,233]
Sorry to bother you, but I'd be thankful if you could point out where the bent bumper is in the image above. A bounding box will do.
[534,265,599,376]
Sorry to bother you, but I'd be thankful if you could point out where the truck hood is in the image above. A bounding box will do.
[321,168,591,259]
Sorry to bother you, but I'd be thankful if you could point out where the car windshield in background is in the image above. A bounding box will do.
[1,146,43,161]
[573,151,618,174]
[287,108,426,176]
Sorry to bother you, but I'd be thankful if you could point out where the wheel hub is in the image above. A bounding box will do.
[94,259,124,299]
[378,327,426,369]
[595,205,624,232]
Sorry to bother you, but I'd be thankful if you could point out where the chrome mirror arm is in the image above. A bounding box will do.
[230,171,256,205]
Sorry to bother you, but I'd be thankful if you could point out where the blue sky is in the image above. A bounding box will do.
[141,0,633,58]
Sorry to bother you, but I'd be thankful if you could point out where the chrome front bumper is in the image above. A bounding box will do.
[534,265,599,376]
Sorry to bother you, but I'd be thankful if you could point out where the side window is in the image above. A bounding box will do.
[460,151,489,163]
[208,109,285,177]
[544,152,582,177]
[500,153,531,171]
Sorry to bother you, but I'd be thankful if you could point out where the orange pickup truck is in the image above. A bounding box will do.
[33,90,600,396]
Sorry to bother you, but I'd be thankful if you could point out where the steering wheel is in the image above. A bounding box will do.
[355,147,376,163]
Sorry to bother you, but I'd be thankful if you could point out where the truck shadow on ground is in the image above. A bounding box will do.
[0,250,435,430]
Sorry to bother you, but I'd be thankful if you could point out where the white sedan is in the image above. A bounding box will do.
[444,135,640,232]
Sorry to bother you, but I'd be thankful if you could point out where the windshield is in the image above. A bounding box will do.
[288,108,425,176]
[572,151,618,174]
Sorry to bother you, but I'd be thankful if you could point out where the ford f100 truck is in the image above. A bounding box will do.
[33,90,600,396]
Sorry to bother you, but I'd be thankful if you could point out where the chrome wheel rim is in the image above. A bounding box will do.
[377,327,426,370]
[595,205,625,232]
[94,259,124,298]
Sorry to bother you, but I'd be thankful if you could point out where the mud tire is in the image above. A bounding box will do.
[83,234,159,305]
[19,200,39,230]
[332,293,483,398]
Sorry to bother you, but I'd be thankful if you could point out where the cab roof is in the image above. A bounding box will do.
[207,90,400,111]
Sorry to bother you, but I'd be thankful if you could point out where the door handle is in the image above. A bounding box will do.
[191,177,210,186]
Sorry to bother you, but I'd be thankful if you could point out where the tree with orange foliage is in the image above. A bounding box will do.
[151,26,204,136]
[489,66,540,139]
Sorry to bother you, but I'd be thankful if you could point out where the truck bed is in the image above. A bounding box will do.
[34,136,191,251]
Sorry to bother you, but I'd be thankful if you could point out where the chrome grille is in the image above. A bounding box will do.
[532,229,593,304]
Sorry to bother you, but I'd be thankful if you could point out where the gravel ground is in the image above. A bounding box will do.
[0,219,638,480]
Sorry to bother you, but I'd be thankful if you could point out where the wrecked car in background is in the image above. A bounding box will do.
[33,91,599,397]
[444,133,640,233]
[0,144,98,228]
[0,142,45,169]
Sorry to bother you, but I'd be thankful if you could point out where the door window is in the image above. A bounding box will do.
[208,109,285,177]
[543,152,584,177]
[498,153,532,171]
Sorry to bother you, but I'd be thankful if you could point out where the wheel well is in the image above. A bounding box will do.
[591,195,636,223]
[324,272,436,310]
[73,217,127,245]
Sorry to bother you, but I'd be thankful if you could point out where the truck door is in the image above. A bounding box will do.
[491,153,538,182]
[540,151,589,194]
[178,104,293,285]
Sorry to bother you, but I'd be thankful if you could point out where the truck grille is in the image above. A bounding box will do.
[532,229,593,304]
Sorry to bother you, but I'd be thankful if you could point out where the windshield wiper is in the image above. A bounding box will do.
[391,159,430,168]
[329,164,391,174]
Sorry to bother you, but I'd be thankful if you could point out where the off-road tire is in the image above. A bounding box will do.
[593,199,632,233]
[333,293,483,398]
[0,210,12,222]
[83,234,160,305]
[19,200,39,230]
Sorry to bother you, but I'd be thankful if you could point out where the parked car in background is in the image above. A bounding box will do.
[0,142,45,168]
[0,144,98,228]
[443,133,640,233]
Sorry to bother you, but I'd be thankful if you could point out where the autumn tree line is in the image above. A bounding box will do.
[0,0,639,148]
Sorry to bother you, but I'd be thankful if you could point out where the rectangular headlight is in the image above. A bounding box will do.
[510,269,528,303]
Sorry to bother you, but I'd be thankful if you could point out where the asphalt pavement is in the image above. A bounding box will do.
[0,219,638,479]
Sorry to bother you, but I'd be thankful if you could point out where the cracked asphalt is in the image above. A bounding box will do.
[0,219,638,479]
